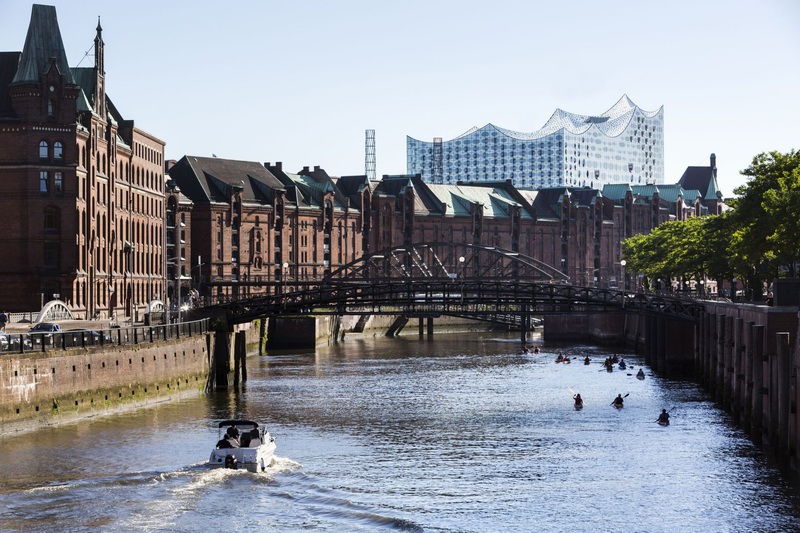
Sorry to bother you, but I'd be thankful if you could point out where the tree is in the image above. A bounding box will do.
[729,149,800,295]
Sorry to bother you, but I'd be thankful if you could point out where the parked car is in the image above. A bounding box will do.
[28,322,63,344]
[0,331,33,351]
[29,322,63,334]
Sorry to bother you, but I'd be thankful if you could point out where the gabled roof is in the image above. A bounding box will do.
[678,165,722,200]
[167,156,285,205]
[600,183,633,202]
[12,5,74,85]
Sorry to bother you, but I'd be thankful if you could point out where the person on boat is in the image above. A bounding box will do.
[583,356,590,365]
[556,353,564,363]
[618,358,626,370]
[611,394,624,408]
[573,394,583,408]
[636,368,645,380]
[657,409,670,425]
[217,426,240,448]
[247,428,262,447]
[533,346,540,354]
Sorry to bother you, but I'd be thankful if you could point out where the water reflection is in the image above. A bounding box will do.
[1,333,799,532]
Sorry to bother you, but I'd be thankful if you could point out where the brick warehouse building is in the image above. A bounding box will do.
[1,6,726,317]
[0,5,166,318]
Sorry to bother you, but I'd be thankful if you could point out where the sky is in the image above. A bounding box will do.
[1,0,799,195]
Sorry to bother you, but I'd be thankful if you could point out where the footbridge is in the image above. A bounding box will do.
[199,243,704,328]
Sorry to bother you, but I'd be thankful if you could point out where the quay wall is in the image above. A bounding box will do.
[0,334,213,435]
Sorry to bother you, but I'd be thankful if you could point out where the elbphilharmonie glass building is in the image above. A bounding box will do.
[406,95,663,189]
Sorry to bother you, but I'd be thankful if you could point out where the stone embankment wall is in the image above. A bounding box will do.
[0,335,212,435]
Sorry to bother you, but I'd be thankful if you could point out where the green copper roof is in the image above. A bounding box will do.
[12,5,75,85]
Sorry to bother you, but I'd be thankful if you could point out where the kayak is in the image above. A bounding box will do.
[657,420,669,426]
[612,403,624,409]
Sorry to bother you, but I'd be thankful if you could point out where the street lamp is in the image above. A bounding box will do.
[459,256,465,304]
[620,260,627,308]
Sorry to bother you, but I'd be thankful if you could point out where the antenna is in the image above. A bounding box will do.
[365,129,376,180]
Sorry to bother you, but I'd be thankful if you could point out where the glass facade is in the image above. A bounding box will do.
[407,96,663,189]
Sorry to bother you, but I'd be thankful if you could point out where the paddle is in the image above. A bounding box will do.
[655,406,676,423]
[569,387,586,407]
[610,392,629,406]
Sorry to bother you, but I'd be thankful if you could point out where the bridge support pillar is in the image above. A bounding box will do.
[233,330,247,387]
[418,318,424,337]
[656,317,666,372]
[520,306,529,343]
[427,317,434,337]
[212,331,231,390]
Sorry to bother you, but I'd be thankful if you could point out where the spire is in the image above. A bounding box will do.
[94,16,104,75]
[12,5,75,85]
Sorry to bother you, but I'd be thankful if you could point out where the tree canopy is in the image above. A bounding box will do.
[621,149,799,297]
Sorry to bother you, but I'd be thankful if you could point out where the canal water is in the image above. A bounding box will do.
[1,333,800,532]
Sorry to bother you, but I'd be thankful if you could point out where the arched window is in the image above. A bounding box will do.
[39,140,48,159]
[54,141,63,160]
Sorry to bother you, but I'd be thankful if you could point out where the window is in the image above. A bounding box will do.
[54,172,63,194]
[44,242,59,268]
[39,171,48,193]
[44,207,60,232]
[47,99,54,117]
[54,142,63,160]
[39,141,48,159]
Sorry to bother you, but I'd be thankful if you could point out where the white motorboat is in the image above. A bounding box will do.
[209,419,276,472]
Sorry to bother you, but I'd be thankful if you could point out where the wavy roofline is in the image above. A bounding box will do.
[407,95,663,143]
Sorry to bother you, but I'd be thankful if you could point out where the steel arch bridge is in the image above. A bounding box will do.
[200,243,704,327]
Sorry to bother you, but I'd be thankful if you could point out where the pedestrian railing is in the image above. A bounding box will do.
[0,318,209,354]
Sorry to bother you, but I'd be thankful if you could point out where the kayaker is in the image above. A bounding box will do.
[574,394,583,408]
[636,368,645,380]
[657,409,670,425]
[611,394,624,408]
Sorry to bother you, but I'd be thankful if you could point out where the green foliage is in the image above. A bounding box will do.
[621,148,799,295]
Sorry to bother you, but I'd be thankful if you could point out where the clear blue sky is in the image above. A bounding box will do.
[2,1,798,195]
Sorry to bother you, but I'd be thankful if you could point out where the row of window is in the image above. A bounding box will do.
[39,140,63,160]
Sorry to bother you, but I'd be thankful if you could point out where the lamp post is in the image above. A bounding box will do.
[620,259,627,308]
[459,256,465,305]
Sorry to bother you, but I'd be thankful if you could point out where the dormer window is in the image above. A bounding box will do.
[47,99,54,117]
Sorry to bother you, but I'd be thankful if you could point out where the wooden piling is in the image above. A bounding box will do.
[751,324,764,445]
[777,332,791,457]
